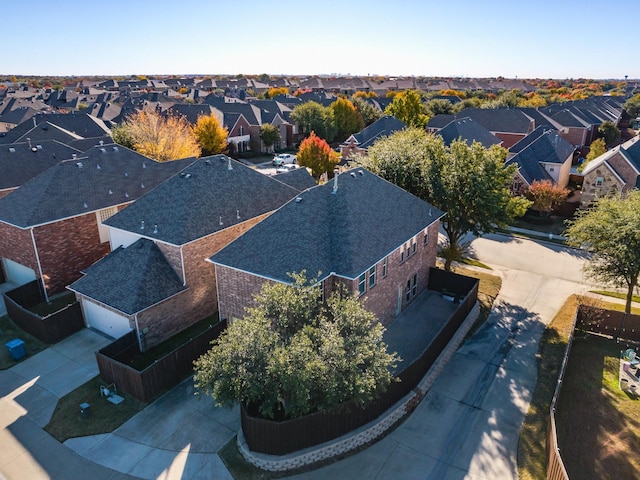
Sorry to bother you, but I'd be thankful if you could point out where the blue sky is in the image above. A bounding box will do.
[3,0,638,79]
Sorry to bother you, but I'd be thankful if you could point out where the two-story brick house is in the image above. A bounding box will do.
[0,144,192,295]
[68,156,309,347]
[209,168,444,325]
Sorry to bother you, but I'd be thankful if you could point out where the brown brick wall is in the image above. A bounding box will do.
[0,221,38,276]
[215,219,440,327]
[494,133,526,149]
[559,127,587,147]
[216,265,270,322]
[358,221,439,325]
[33,213,110,294]
[137,214,270,347]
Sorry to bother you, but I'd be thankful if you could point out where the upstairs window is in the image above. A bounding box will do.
[382,257,388,278]
[368,266,376,288]
[595,176,604,187]
[358,273,366,296]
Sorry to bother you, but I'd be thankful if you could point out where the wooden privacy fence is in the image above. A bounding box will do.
[96,319,227,402]
[577,304,640,342]
[242,269,479,455]
[3,280,84,344]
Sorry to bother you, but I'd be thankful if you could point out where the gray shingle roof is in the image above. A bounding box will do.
[0,140,82,191]
[349,115,407,149]
[210,168,444,282]
[505,129,574,185]
[453,108,532,134]
[104,155,301,246]
[437,117,501,148]
[0,145,194,228]
[0,113,111,144]
[68,238,187,315]
[273,168,316,191]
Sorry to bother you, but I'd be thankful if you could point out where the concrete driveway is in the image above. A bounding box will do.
[293,234,591,479]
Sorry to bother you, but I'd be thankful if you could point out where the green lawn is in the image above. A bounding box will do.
[590,289,640,304]
[517,295,640,480]
[0,315,49,370]
[45,375,147,443]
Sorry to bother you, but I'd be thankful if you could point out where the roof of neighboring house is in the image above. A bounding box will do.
[67,136,114,153]
[344,115,407,150]
[453,108,533,134]
[437,117,502,148]
[426,114,455,130]
[505,129,575,186]
[104,155,301,246]
[0,113,112,144]
[210,168,444,282]
[0,106,40,126]
[167,104,216,125]
[0,145,194,228]
[273,167,316,191]
[68,238,187,315]
[509,126,556,154]
[0,140,83,192]
[582,136,640,177]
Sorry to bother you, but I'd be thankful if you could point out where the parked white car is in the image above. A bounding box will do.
[276,164,298,173]
[272,153,296,166]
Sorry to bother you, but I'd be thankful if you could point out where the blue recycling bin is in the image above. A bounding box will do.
[6,339,26,361]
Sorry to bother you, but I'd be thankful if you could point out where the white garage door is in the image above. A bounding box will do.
[2,258,36,285]
[82,299,132,339]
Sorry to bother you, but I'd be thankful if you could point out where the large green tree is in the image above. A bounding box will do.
[598,120,620,147]
[291,101,336,141]
[193,273,398,419]
[259,122,280,152]
[351,96,383,126]
[330,97,364,142]
[384,90,429,128]
[624,93,640,118]
[565,191,640,314]
[353,129,530,270]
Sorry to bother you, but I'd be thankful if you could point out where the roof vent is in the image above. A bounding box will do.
[142,162,146,169]
[140,220,145,230]
[350,172,356,178]
[153,224,158,234]
[99,140,104,146]
[8,147,15,153]
[72,153,77,159]
[36,144,42,150]
[228,158,233,170]
[83,202,88,208]
[100,148,106,154]
[236,210,240,220]
[141,182,145,188]
[358,170,364,175]
[124,172,128,177]
[219,216,223,226]
[125,192,129,198]
[112,146,119,152]
[204,159,211,165]
[97,163,101,170]
[332,168,339,194]
[108,189,113,194]
[295,197,303,203]
[76,162,83,168]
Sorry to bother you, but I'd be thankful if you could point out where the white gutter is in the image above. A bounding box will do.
[30,228,49,303]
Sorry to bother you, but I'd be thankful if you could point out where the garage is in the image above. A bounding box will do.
[81,299,132,339]
[2,258,37,285]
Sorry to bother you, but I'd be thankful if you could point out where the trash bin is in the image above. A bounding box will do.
[5,339,26,361]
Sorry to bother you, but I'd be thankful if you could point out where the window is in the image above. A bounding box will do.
[382,257,388,278]
[412,242,417,255]
[423,233,429,246]
[358,273,366,296]
[368,266,376,288]
[239,125,245,136]
[317,280,325,303]
[549,167,555,172]
[412,274,418,296]
[406,246,411,258]
[406,279,411,302]
[595,176,604,187]
[400,251,404,264]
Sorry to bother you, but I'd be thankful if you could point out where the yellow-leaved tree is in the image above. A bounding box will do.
[116,110,200,161]
[193,113,228,156]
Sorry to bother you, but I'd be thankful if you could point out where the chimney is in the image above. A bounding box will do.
[332,168,339,194]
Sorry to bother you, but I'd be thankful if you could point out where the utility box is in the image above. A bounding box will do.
[5,339,26,361]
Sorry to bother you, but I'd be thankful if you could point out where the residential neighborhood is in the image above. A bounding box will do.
[1,73,640,480]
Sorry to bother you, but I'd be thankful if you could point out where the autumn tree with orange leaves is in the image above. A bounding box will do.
[296,132,340,179]
[524,180,570,217]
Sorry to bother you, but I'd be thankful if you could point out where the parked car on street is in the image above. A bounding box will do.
[276,164,298,173]
[272,153,296,166]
